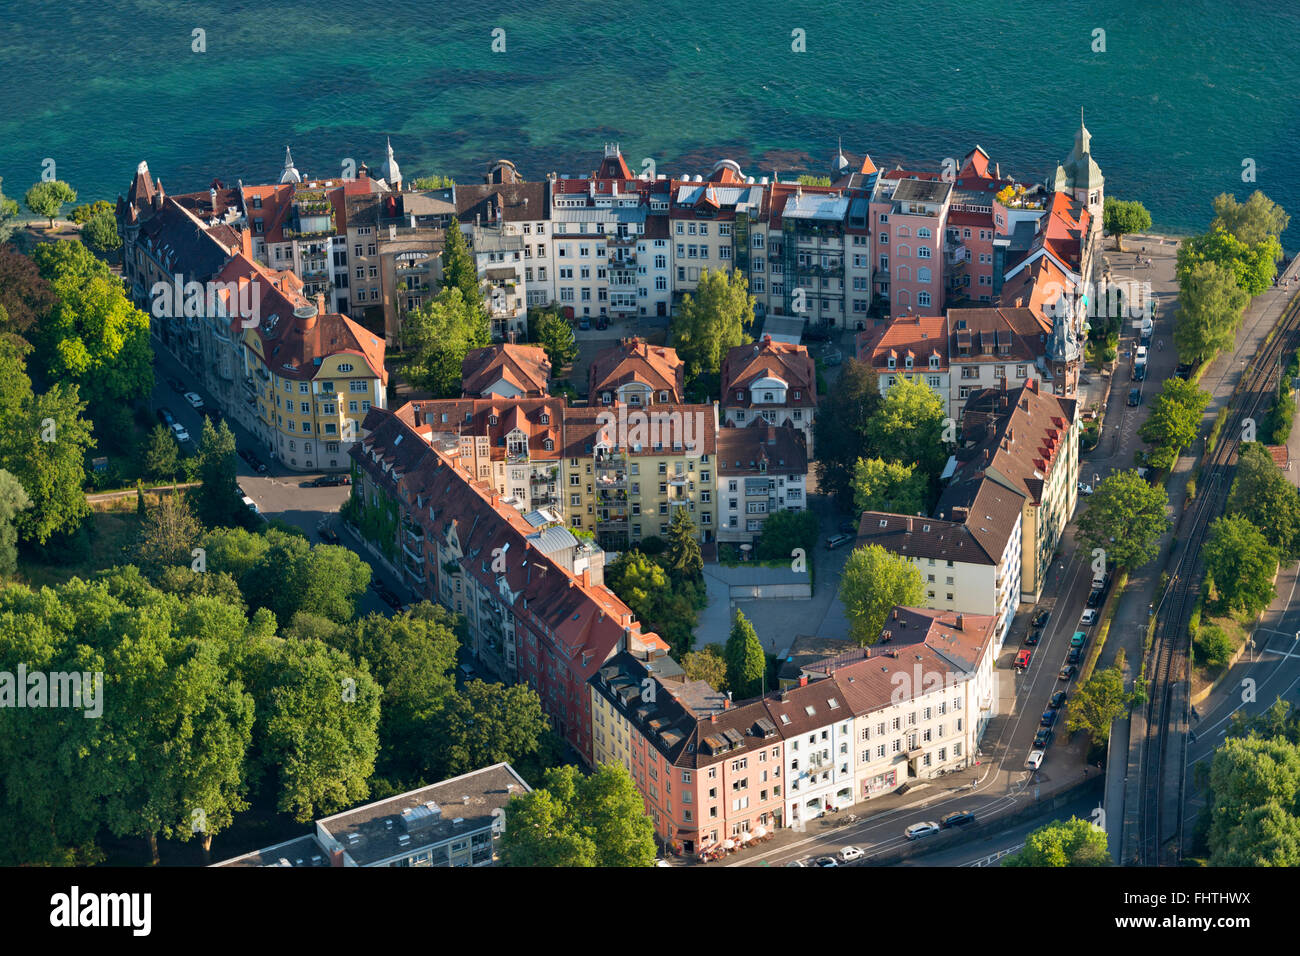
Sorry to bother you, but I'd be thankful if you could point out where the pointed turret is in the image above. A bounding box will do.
[280,146,301,184]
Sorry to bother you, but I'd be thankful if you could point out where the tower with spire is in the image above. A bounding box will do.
[280,146,302,184]
[1050,109,1104,242]
[380,138,402,191]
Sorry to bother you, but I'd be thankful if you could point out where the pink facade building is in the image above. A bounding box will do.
[870,171,952,318]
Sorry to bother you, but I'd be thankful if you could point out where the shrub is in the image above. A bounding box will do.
[1194,624,1234,670]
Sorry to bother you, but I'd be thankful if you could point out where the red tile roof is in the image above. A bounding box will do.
[721,338,817,409]
[461,343,551,398]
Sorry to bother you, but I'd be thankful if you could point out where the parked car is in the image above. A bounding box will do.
[904,821,941,840]
[595,315,609,330]
[238,448,268,473]
[1032,610,1050,628]
[838,846,864,863]
[1133,363,1146,381]
[183,391,204,409]
[317,526,340,545]
[1070,631,1087,647]
[1014,648,1032,670]
[165,376,187,394]
[1066,647,1082,665]
[1128,387,1142,406]
[822,349,843,367]
[156,407,175,426]
[1050,691,1068,709]
[826,533,853,550]
[1175,362,1194,380]
[370,582,403,609]
[579,316,591,330]
[1025,750,1045,771]
[784,860,806,867]
[202,406,222,424]
[303,475,349,488]
[839,519,858,535]
[1087,589,1103,608]
[240,495,259,514]
[1034,728,1055,748]
[1136,345,1148,363]
[1023,629,1040,646]
[170,422,191,443]
[1077,482,1093,496]
[814,856,839,867]
[940,811,977,830]
[1041,708,1058,728]
[1080,609,1097,627]
[1058,664,1077,681]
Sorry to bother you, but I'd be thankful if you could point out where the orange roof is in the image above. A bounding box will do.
[857,315,949,371]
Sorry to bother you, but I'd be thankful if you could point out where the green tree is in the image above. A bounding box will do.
[1138,377,1209,470]
[144,423,180,482]
[673,268,754,378]
[534,307,578,370]
[865,375,948,483]
[1207,735,1300,866]
[0,245,56,349]
[1102,198,1152,252]
[852,456,927,515]
[244,637,382,822]
[1203,514,1278,615]
[1179,227,1280,298]
[682,645,727,690]
[1065,665,1127,746]
[1174,259,1249,367]
[725,609,766,699]
[193,419,242,528]
[136,491,203,576]
[411,175,456,189]
[1003,817,1110,867]
[24,180,76,227]
[237,529,371,625]
[0,469,32,575]
[797,174,832,187]
[1076,470,1170,571]
[401,286,491,397]
[30,240,153,411]
[439,218,486,323]
[664,507,703,582]
[754,508,819,562]
[1195,624,1234,670]
[1211,191,1290,247]
[605,548,700,658]
[0,177,19,243]
[501,764,655,867]
[1227,442,1300,560]
[814,358,884,509]
[438,679,552,778]
[69,200,114,225]
[838,543,925,645]
[80,210,122,258]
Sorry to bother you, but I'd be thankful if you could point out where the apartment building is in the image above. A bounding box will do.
[468,222,528,340]
[824,607,998,799]
[456,163,553,309]
[768,679,858,825]
[856,477,1023,645]
[669,163,765,301]
[589,651,785,856]
[588,337,685,406]
[766,183,862,328]
[720,337,817,454]
[943,146,1018,307]
[350,407,668,756]
[240,287,388,471]
[857,314,952,420]
[461,343,551,398]
[870,171,953,317]
[214,763,531,868]
[715,425,808,544]
[947,306,1062,413]
[941,380,1078,602]
[561,403,719,550]
[397,397,565,515]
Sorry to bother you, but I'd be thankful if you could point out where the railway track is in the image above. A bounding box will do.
[1136,283,1300,866]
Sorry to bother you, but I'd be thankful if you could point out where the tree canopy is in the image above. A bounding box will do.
[1003,817,1110,867]
[1138,377,1209,470]
[839,543,925,645]
[400,286,491,398]
[672,268,754,378]
[1203,514,1278,615]
[1227,441,1300,561]
[725,609,766,699]
[814,358,884,509]
[24,180,76,227]
[1102,198,1152,251]
[852,456,927,515]
[1174,259,1249,368]
[1076,470,1169,571]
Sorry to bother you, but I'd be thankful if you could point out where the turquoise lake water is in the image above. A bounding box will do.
[2,0,1299,243]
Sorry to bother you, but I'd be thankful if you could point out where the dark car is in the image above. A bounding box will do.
[370,581,403,609]
[238,448,268,473]
[317,526,340,545]
[202,406,223,424]
[1040,708,1058,728]
[1050,691,1068,709]
[579,316,591,331]
[1023,629,1040,646]
[1034,728,1055,748]
[1032,611,1050,628]
[156,407,175,427]
[801,326,831,343]
[1066,647,1082,665]
[595,315,609,330]
[1128,387,1142,406]
[1175,362,1194,380]
[166,376,187,394]
[1087,589,1103,608]
[839,519,858,535]
[940,811,977,830]
[1058,664,1077,681]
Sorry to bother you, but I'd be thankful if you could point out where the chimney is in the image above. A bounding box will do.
[799,675,808,687]
[710,711,718,724]
[210,186,218,211]
[315,292,325,315]
[330,848,345,867]
[723,698,731,710]
[892,608,898,620]
[580,568,591,588]
[956,613,965,631]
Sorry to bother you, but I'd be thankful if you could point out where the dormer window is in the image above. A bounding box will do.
[905,355,913,369]
[540,413,549,425]
[887,356,896,369]
[544,438,553,450]
[930,354,940,369]
[763,392,774,402]
[489,415,498,425]
[736,391,744,401]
